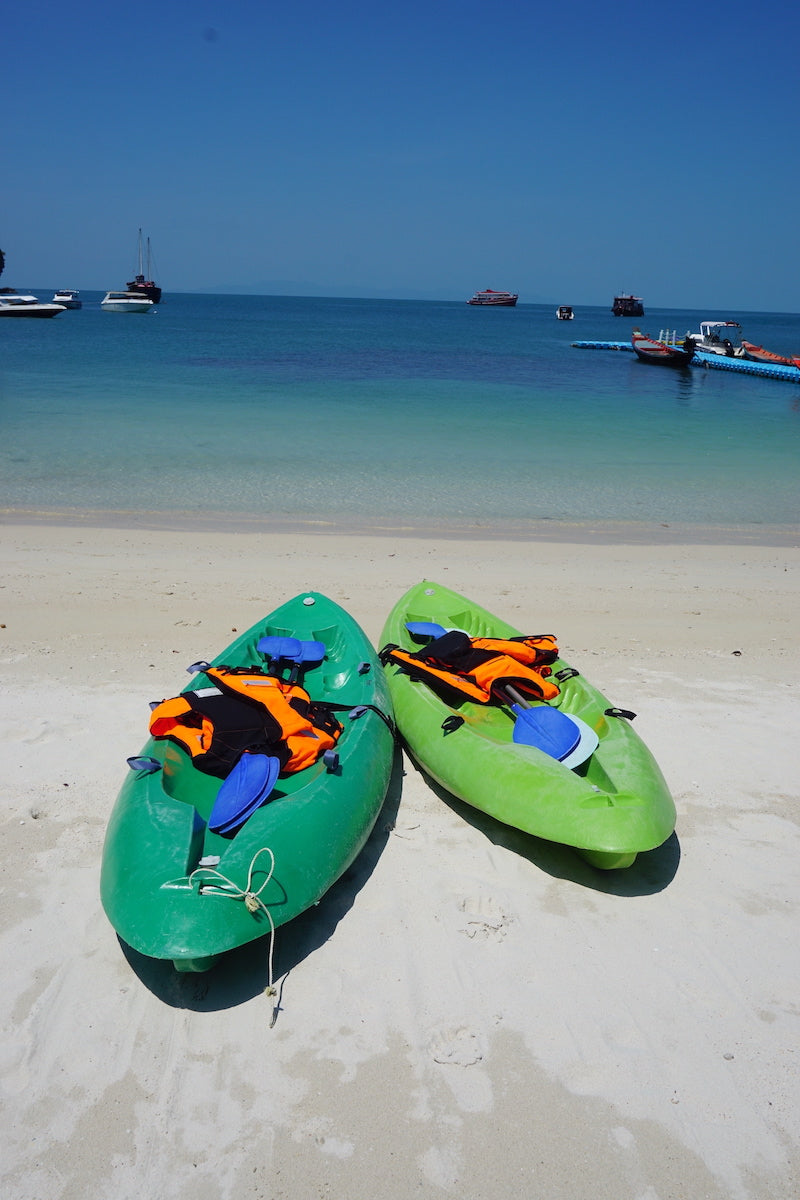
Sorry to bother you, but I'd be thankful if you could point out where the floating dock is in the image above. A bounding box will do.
[573,340,633,352]
[691,352,800,383]
[572,341,800,383]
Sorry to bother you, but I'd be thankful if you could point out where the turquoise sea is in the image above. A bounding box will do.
[2,293,799,537]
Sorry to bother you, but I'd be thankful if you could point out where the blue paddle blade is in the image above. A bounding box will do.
[208,754,280,834]
[511,704,581,760]
[257,636,325,664]
[406,621,448,640]
[559,715,600,769]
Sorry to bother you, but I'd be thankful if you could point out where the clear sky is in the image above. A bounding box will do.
[3,0,799,310]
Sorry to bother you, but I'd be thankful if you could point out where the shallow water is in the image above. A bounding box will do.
[2,293,799,531]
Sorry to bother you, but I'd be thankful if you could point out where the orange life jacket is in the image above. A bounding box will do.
[380,631,560,705]
[470,635,558,670]
[149,665,342,778]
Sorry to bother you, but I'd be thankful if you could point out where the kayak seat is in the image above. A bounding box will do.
[257,636,326,666]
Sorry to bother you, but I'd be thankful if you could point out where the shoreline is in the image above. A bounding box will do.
[2,504,798,547]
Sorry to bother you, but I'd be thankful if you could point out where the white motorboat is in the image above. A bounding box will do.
[52,289,82,309]
[101,290,155,313]
[687,321,745,357]
[0,293,66,317]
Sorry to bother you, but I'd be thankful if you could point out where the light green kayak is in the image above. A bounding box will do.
[101,592,395,972]
[380,581,675,870]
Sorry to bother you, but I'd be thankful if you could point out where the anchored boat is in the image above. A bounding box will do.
[126,228,162,303]
[686,321,745,356]
[612,293,644,316]
[467,288,518,306]
[0,293,66,317]
[632,328,695,366]
[101,290,154,313]
[741,340,800,368]
[52,289,82,309]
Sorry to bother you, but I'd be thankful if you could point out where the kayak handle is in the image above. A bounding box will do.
[605,707,636,721]
[127,756,161,774]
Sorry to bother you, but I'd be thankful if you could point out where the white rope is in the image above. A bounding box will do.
[188,846,280,1025]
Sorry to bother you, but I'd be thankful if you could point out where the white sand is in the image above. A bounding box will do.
[1,520,798,1200]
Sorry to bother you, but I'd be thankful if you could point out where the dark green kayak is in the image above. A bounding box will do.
[380,581,675,870]
[101,593,395,972]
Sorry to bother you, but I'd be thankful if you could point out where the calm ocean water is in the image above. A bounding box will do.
[2,292,799,534]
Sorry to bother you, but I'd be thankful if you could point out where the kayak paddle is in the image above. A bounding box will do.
[501,683,581,759]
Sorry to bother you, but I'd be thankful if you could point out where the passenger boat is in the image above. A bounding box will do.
[101,290,155,313]
[0,293,66,317]
[380,581,675,871]
[101,592,395,973]
[687,321,745,357]
[467,289,518,306]
[126,228,162,303]
[556,305,574,320]
[612,293,644,316]
[741,340,800,367]
[632,328,695,366]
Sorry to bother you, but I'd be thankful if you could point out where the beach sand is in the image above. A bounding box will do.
[2,519,798,1200]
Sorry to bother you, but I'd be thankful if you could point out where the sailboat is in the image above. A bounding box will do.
[126,229,162,303]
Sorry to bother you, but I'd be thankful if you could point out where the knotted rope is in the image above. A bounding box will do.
[188,846,280,1025]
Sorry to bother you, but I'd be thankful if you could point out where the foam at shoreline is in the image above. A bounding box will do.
[2,504,798,546]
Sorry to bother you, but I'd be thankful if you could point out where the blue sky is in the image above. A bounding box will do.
[3,0,799,309]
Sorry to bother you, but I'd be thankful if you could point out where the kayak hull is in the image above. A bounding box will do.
[380,581,675,870]
[101,593,395,971]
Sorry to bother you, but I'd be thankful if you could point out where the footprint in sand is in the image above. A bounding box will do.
[457,894,509,941]
[430,1026,483,1066]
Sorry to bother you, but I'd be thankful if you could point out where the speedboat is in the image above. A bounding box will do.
[467,289,518,306]
[101,290,155,313]
[687,321,745,357]
[52,289,82,309]
[556,305,574,320]
[0,293,66,318]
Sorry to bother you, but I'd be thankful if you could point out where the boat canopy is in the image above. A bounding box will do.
[699,320,742,339]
